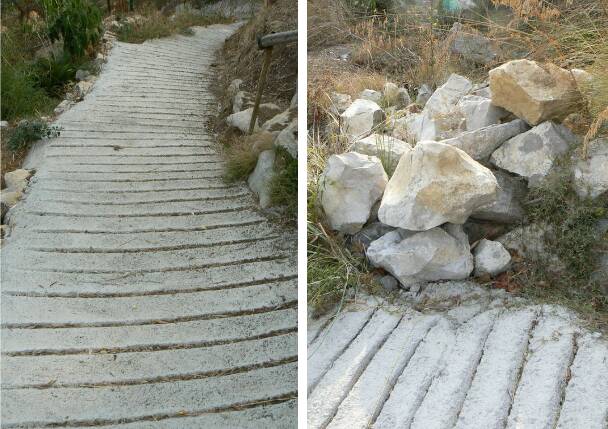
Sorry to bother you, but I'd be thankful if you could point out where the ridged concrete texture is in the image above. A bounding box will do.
[308,282,608,429]
[1,24,297,428]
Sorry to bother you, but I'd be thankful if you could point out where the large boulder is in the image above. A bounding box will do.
[449,23,499,65]
[383,82,411,108]
[439,119,529,161]
[471,170,527,223]
[490,121,576,187]
[367,224,474,291]
[572,138,608,199]
[340,99,385,139]
[379,141,498,231]
[457,95,509,131]
[319,152,388,234]
[352,134,412,172]
[473,239,511,276]
[248,150,276,208]
[489,60,582,125]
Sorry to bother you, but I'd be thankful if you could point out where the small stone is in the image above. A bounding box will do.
[379,141,498,231]
[0,120,8,128]
[4,169,31,193]
[572,138,608,199]
[319,152,388,234]
[489,59,583,125]
[359,89,383,104]
[350,221,395,252]
[226,108,258,133]
[383,83,411,108]
[340,99,386,139]
[248,150,276,208]
[227,79,243,99]
[74,80,93,99]
[232,90,254,113]
[474,239,512,276]
[490,121,576,187]
[75,69,92,81]
[379,275,399,292]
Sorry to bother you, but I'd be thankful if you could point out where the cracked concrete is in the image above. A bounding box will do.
[1,24,296,428]
[308,282,608,429]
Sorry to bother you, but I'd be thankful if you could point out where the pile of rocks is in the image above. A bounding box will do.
[319,59,606,292]
[225,78,297,208]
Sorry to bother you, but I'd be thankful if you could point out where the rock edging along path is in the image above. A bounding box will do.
[1,24,297,428]
[308,282,608,429]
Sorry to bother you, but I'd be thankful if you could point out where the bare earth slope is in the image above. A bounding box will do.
[1,24,296,428]
[308,282,608,429]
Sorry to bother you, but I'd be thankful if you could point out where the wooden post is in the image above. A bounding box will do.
[107,0,112,14]
[248,30,297,135]
[248,47,273,135]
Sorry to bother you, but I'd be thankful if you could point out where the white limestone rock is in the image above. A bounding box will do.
[74,80,93,100]
[424,73,473,117]
[248,150,276,208]
[226,108,257,133]
[4,169,32,193]
[319,152,388,234]
[472,170,527,223]
[232,90,254,113]
[379,141,498,231]
[0,190,23,208]
[329,92,352,115]
[54,99,74,115]
[340,99,385,139]
[227,79,243,99]
[359,89,383,104]
[490,121,576,187]
[275,119,297,159]
[474,239,512,276]
[367,225,474,291]
[572,138,608,199]
[416,84,433,107]
[352,134,412,172]
[489,59,582,125]
[383,83,411,108]
[457,95,509,131]
[262,107,296,133]
[439,119,529,161]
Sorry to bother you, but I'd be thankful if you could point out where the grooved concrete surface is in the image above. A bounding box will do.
[308,282,608,429]
[1,24,297,428]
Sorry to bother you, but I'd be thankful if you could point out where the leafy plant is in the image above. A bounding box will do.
[32,53,79,97]
[42,0,102,57]
[1,62,55,121]
[7,120,61,152]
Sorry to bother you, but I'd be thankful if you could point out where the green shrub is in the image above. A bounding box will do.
[32,53,80,97]
[42,0,102,57]
[270,147,298,220]
[7,120,61,152]
[0,62,56,121]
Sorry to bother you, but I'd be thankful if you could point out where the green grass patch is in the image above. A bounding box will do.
[6,120,62,152]
[270,147,297,220]
[116,10,234,43]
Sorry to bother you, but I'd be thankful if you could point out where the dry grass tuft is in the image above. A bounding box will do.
[222,131,274,182]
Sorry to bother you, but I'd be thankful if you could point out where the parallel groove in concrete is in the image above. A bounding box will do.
[1,23,296,428]
[308,284,608,429]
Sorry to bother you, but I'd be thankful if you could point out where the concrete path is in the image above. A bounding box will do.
[1,24,297,428]
[308,281,608,429]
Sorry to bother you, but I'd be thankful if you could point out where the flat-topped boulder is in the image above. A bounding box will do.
[379,141,498,231]
[319,152,388,234]
[489,60,582,125]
